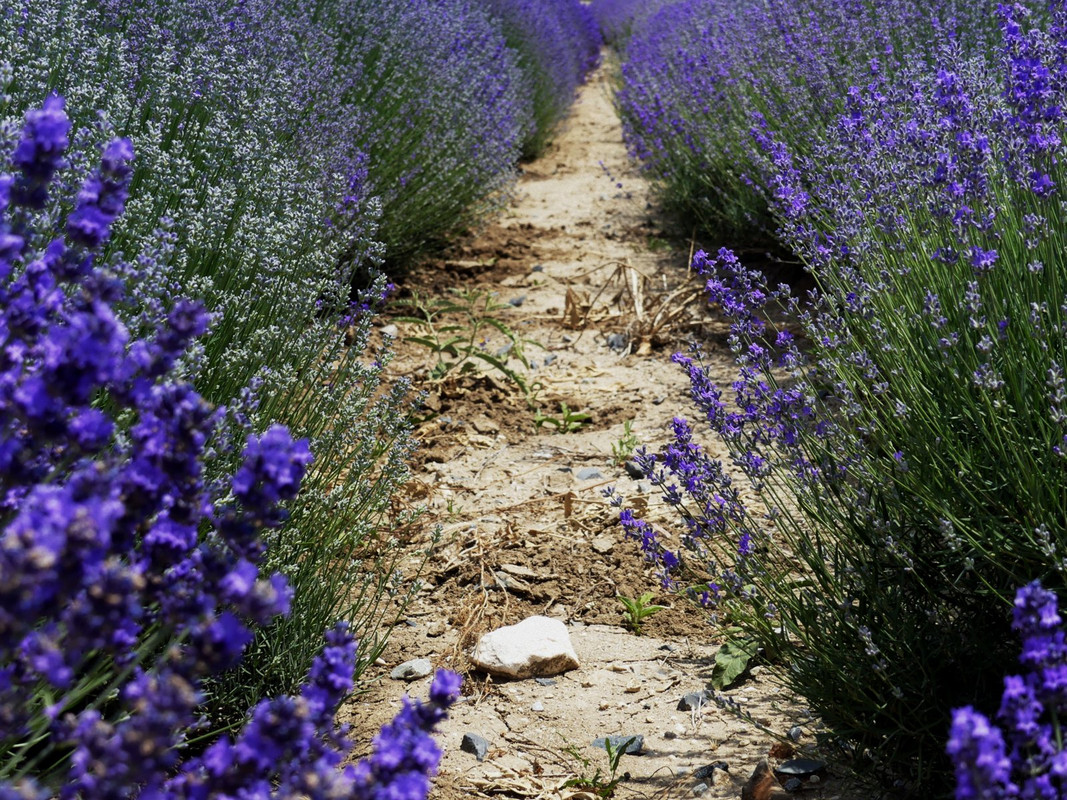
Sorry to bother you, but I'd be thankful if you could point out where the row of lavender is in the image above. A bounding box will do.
[0,0,597,796]
[602,0,1067,795]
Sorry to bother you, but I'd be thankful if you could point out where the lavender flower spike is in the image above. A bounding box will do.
[66,138,135,251]
[351,669,462,800]
[10,95,69,210]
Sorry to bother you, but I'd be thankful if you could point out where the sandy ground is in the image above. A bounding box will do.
[342,61,870,800]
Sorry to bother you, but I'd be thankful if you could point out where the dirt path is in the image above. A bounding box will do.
[345,62,865,800]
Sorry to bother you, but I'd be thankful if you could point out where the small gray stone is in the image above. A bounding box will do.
[787,725,803,742]
[495,343,513,358]
[624,461,645,479]
[606,333,628,351]
[381,324,399,339]
[693,762,729,779]
[534,677,557,686]
[543,354,558,366]
[509,295,526,307]
[692,783,709,796]
[576,467,603,481]
[532,264,544,272]
[390,658,433,681]
[531,701,544,712]
[775,758,827,778]
[677,691,709,711]
[562,334,574,343]
[652,396,665,405]
[783,778,803,793]
[663,731,677,740]
[592,735,643,755]
[461,733,489,762]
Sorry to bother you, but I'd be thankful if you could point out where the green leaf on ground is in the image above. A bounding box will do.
[711,636,759,689]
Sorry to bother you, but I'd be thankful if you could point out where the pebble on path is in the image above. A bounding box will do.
[389,658,433,681]
[460,732,490,762]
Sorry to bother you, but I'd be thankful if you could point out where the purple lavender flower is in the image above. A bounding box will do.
[350,669,462,800]
[947,707,1015,799]
[65,138,134,251]
[482,0,600,155]
[0,97,423,799]
[9,95,70,210]
[949,582,1067,799]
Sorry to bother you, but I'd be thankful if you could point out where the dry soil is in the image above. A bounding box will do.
[342,60,870,800]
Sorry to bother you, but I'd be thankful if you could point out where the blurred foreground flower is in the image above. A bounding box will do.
[0,95,458,799]
[949,581,1067,799]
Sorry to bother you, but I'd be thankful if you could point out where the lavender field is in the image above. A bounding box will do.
[2,0,1066,798]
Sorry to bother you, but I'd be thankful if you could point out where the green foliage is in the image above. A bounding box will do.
[393,287,541,395]
[204,309,424,729]
[610,419,640,466]
[304,0,530,267]
[710,634,758,690]
[534,402,592,433]
[563,737,635,799]
[617,591,666,635]
[645,235,672,252]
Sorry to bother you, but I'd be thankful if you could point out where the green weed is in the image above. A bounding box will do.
[562,736,635,799]
[617,592,666,635]
[610,420,639,466]
[393,288,541,396]
[533,402,592,433]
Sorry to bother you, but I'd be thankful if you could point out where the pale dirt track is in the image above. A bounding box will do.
[341,60,868,800]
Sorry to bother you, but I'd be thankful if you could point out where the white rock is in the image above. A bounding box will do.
[471,616,579,678]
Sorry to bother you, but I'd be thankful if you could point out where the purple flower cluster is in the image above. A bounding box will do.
[351,670,463,800]
[299,0,532,265]
[0,97,461,798]
[612,0,1016,240]
[948,582,1067,799]
[483,0,602,156]
[590,0,666,44]
[614,1,1067,788]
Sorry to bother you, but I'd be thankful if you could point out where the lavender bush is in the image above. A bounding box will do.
[0,0,427,718]
[482,0,601,157]
[613,0,1017,244]
[591,0,665,46]
[304,0,531,266]
[617,1,1067,790]
[948,582,1067,799]
[0,97,460,797]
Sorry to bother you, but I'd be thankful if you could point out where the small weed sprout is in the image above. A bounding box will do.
[563,737,635,799]
[393,288,541,394]
[533,402,592,433]
[617,592,666,635]
[610,419,639,465]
